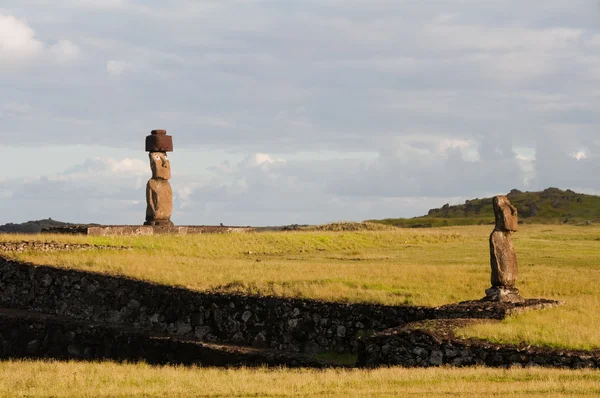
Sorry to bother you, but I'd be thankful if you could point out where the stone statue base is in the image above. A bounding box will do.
[144,220,174,227]
[483,287,525,304]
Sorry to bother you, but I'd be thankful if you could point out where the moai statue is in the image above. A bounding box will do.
[144,130,174,226]
[483,195,525,303]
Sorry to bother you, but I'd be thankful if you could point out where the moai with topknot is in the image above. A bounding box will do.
[483,195,525,303]
[145,130,174,226]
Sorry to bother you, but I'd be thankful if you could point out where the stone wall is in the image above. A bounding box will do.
[0,241,130,253]
[0,256,565,359]
[0,257,433,354]
[42,225,255,236]
[358,319,600,369]
[0,309,332,368]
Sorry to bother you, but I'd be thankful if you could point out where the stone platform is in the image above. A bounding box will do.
[41,225,255,236]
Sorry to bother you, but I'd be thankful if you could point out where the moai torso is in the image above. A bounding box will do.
[489,195,518,287]
[144,130,174,226]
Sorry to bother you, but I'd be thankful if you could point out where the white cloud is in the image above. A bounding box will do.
[572,150,588,160]
[1,1,600,225]
[106,60,133,77]
[0,13,43,66]
[0,12,81,68]
[241,153,286,169]
[49,40,81,65]
[64,157,147,177]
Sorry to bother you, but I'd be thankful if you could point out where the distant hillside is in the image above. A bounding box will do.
[370,188,600,228]
[0,219,73,234]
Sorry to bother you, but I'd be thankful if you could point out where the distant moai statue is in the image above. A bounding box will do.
[145,130,174,226]
[483,195,525,303]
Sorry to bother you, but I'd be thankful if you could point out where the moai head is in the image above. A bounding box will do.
[146,129,173,180]
[149,152,171,180]
[493,195,518,232]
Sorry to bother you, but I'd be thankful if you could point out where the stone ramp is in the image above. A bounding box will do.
[358,318,600,369]
[0,309,343,368]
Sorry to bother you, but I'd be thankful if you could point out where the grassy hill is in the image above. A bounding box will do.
[370,188,600,228]
[0,219,73,234]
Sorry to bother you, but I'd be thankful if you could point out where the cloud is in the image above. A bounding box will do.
[49,40,82,65]
[0,13,43,66]
[0,12,81,68]
[106,60,133,77]
[0,157,148,224]
[1,1,600,225]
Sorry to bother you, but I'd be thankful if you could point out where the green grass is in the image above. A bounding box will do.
[2,224,600,350]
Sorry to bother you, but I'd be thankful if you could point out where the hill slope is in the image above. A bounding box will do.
[0,219,73,234]
[370,188,600,227]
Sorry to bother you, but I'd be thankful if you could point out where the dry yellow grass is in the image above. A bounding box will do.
[0,360,599,397]
[2,224,600,349]
[2,225,600,396]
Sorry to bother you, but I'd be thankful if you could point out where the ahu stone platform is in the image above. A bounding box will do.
[41,225,255,236]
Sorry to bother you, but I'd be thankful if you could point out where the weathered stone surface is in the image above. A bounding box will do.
[0,308,337,369]
[493,195,518,232]
[356,314,600,370]
[0,256,435,355]
[489,231,518,288]
[0,256,563,358]
[485,195,523,303]
[146,147,173,225]
[484,287,524,304]
[149,152,171,180]
[145,179,173,225]
[145,130,173,152]
[0,241,130,253]
[42,225,255,235]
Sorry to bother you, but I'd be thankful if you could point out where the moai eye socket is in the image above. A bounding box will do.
[154,155,161,160]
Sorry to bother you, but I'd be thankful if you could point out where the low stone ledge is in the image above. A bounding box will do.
[357,317,599,369]
[0,241,131,253]
[433,299,563,320]
[0,309,336,368]
[41,225,255,236]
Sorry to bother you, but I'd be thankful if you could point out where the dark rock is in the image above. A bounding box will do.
[527,201,539,217]
[303,342,321,355]
[194,326,211,341]
[67,344,82,357]
[429,350,444,366]
[252,332,268,348]
[26,340,41,354]
[190,312,204,326]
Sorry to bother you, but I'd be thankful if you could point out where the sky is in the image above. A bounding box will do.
[1,0,600,226]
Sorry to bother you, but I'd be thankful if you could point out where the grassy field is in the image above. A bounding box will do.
[2,225,600,350]
[2,225,600,396]
[1,361,599,397]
